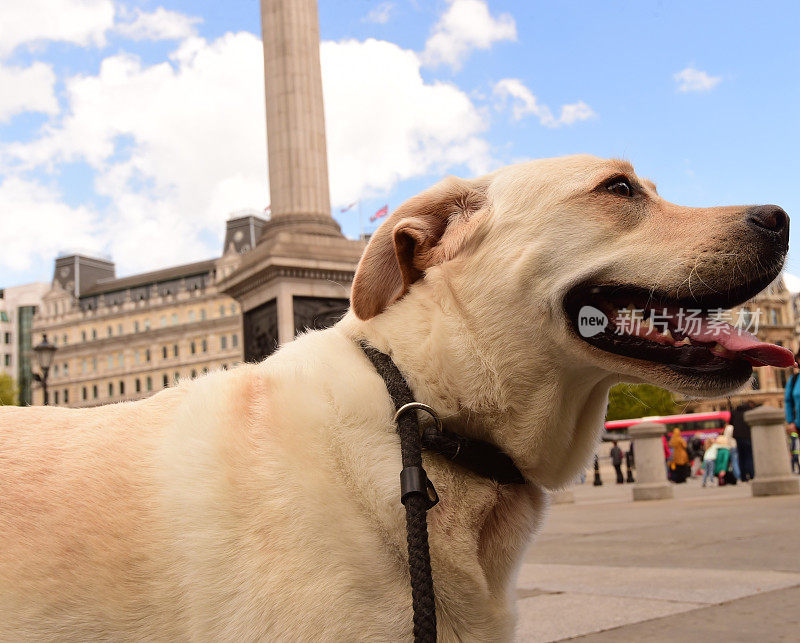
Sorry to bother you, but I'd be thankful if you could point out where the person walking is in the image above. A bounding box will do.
[669,428,690,483]
[732,400,757,481]
[702,438,719,487]
[610,440,624,484]
[717,425,740,481]
[789,426,800,474]
[784,357,800,473]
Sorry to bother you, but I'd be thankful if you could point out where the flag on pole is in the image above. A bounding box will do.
[370,204,389,223]
[340,201,357,213]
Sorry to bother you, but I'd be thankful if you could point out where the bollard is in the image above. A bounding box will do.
[592,454,603,486]
[744,405,800,497]
[629,422,673,501]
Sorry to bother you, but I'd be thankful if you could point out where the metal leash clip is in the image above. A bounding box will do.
[394,403,441,510]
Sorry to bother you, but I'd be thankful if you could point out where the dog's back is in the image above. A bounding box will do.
[0,329,415,640]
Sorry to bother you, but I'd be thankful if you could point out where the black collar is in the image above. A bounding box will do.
[360,342,526,486]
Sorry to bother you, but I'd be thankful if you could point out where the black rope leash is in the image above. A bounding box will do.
[360,343,526,642]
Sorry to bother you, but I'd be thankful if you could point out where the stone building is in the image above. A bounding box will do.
[31,214,266,407]
[0,282,50,404]
[681,274,797,413]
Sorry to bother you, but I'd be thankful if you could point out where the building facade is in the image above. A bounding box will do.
[681,274,797,413]
[0,282,50,404]
[31,214,266,408]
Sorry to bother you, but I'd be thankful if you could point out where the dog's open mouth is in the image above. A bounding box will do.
[564,281,795,377]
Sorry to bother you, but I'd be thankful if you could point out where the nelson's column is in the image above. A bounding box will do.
[220,0,365,362]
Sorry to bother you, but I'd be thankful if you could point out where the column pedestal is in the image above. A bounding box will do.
[629,422,673,501]
[745,405,800,497]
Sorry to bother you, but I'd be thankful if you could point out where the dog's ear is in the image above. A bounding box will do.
[351,176,488,320]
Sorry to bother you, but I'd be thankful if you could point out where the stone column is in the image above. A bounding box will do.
[260,0,340,238]
[745,405,800,497]
[629,422,673,501]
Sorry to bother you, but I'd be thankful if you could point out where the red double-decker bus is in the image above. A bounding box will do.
[605,410,730,439]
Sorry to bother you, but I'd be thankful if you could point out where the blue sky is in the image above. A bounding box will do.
[1,0,799,289]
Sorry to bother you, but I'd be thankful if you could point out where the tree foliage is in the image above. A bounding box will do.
[0,373,18,406]
[606,383,678,421]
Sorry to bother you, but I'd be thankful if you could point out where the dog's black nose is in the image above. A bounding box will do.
[747,205,789,238]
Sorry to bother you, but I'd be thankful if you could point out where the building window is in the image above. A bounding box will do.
[230,304,237,315]
[145,348,151,363]
[134,351,140,365]
[146,376,152,392]
[4,332,12,344]
[188,310,195,322]
[54,391,59,404]
[174,372,180,384]
[107,356,113,369]
[134,321,140,332]
[202,339,208,353]
[92,329,97,340]
[160,316,167,328]
[162,346,168,359]
[82,359,87,373]
[81,330,87,342]
[163,374,168,388]
[3,354,10,367]
[118,323,123,335]
[144,318,151,330]
[191,341,196,355]
[107,326,112,337]
[93,385,98,399]
[63,362,68,376]
[219,304,225,317]
[191,369,197,379]
[119,381,125,396]
[135,378,141,393]
[171,313,178,325]
[221,336,227,350]
[173,344,179,357]
[232,334,238,348]
[82,386,87,401]
[92,357,98,371]
[108,382,114,397]
[54,364,59,376]
[118,352,123,367]
[200,309,207,321]
[63,389,69,404]
[0,311,8,322]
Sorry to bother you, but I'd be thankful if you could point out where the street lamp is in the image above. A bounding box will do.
[33,333,57,405]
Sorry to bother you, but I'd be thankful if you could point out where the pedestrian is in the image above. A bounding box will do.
[610,440,624,484]
[717,425,740,481]
[789,426,800,474]
[785,357,800,474]
[702,438,719,487]
[731,400,757,481]
[662,433,671,477]
[668,428,690,483]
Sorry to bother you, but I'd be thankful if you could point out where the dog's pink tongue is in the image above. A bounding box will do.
[685,317,796,367]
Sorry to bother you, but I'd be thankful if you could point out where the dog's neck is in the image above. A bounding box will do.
[340,282,617,489]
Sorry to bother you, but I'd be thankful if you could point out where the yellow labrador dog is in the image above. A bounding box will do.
[0,155,792,640]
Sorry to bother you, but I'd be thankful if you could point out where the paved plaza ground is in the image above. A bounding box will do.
[515,467,800,641]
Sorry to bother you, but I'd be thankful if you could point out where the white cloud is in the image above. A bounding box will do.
[0,176,100,271]
[1,31,492,274]
[0,0,114,58]
[0,62,58,122]
[364,2,394,24]
[493,78,595,128]
[421,0,516,71]
[322,38,491,206]
[783,273,800,293]
[116,7,202,41]
[674,66,721,93]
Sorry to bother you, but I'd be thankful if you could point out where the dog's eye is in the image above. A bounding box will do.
[606,178,633,198]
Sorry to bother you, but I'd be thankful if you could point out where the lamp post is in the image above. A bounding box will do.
[33,333,56,405]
